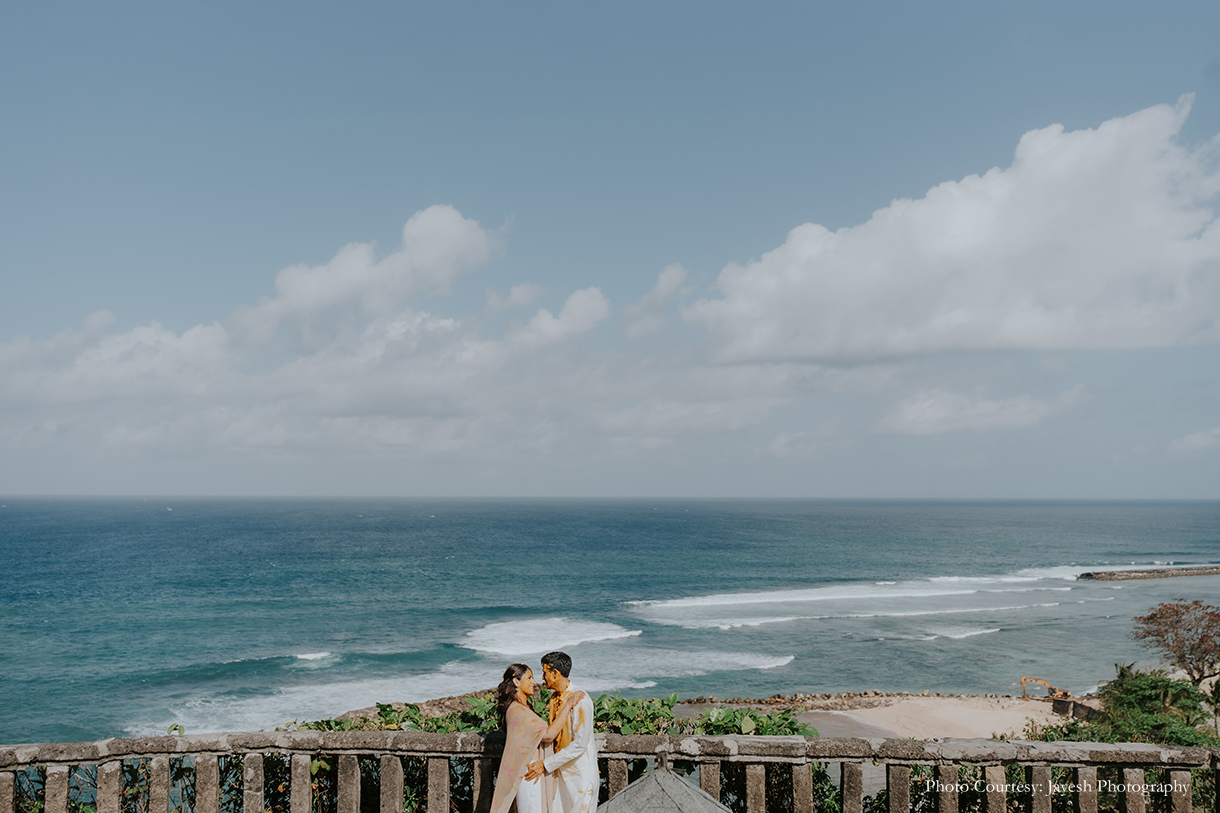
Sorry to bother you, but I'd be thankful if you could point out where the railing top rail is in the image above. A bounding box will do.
[2,733,1217,770]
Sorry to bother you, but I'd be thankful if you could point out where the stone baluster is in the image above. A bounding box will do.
[243,753,264,813]
[380,755,403,813]
[149,757,170,813]
[1121,768,1146,813]
[887,764,911,813]
[983,765,1006,813]
[700,760,721,802]
[841,763,864,813]
[745,763,766,812]
[290,754,312,813]
[1167,770,1191,813]
[471,757,494,813]
[44,766,69,813]
[0,772,13,813]
[1075,767,1097,813]
[196,756,220,813]
[427,757,449,812]
[791,762,814,813]
[337,755,360,813]
[936,764,958,813]
[608,760,629,798]
[97,760,123,813]
[1028,766,1052,813]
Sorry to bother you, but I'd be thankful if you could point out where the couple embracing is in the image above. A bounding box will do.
[490,651,598,813]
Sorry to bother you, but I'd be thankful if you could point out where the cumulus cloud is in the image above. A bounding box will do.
[231,205,496,344]
[623,264,687,339]
[2,317,231,406]
[877,385,1085,435]
[686,97,1220,363]
[510,288,611,347]
[1170,425,1220,453]
[486,283,545,310]
[6,100,1219,492]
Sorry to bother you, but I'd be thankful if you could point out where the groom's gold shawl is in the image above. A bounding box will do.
[548,688,575,751]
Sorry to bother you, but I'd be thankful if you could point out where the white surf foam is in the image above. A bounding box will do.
[628,583,982,608]
[295,652,332,660]
[925,627,1001,640]
[460,618,642,655]
[126,645,795,737]
[128,660,508,736]
[625,562,1171,629]
[632,588,1067,629]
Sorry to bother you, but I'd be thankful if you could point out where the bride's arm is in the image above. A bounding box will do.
[539,691,586,744]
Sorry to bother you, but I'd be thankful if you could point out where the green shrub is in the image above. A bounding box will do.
[1023,664,1217,748]
[287,692,817,737]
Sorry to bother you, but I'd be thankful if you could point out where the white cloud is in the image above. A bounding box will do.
[231,204,496,345]
[486,283,545,310]
[5,101,1220,495]
[2,318,231,405]
[877,385,1085,435]
[511,288,611,347]
[686,97,1220,363]
[1170,426,1220,453]
[623,264,688,339]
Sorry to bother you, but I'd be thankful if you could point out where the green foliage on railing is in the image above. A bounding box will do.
[593,693,678,734]
[284,691,818,737]
[689,703,815,736]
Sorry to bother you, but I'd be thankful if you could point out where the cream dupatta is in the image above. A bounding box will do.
[490,702,552,813]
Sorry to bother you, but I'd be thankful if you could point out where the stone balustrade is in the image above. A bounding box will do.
[1,732,1217,813]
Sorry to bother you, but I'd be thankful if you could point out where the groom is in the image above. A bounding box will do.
[523,651,598,812]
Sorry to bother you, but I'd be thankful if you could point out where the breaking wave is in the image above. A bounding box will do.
[460,618,642,655]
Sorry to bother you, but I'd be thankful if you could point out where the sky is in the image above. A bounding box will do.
[2,1,1219,498]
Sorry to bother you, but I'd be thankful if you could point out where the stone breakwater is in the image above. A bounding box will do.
[1076,565,1220,581]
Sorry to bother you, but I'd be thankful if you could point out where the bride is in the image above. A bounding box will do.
[490,663,586,813]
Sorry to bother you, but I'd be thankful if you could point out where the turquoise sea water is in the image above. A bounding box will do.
[1,498,1218,745]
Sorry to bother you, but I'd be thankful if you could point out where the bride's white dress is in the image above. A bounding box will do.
[514,774,544,813]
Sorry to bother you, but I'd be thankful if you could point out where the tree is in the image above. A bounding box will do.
[1208,678,1220,736]
[1130,599,1220,686]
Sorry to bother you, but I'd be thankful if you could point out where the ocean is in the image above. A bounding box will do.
[1,498,1217,745]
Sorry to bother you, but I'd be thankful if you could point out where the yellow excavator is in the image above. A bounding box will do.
[1021,676,1071,700]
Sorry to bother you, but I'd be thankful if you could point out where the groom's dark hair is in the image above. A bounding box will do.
[541,651,572,678]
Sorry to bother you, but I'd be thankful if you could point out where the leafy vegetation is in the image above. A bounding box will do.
[1023,664,1218,748]
[284,690,817,737]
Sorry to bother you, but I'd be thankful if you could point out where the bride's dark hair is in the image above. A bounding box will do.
[495,663,531,730]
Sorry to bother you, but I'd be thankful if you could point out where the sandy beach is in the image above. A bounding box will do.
[675,692,1070,740]
[795,695,1066,740]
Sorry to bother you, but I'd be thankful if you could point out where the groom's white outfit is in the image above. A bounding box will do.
[544,680,598,813]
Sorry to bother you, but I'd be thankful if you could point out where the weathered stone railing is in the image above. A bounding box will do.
[1,732,1217,813]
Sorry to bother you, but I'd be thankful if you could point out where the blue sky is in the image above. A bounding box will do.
[2,1,1219,497]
